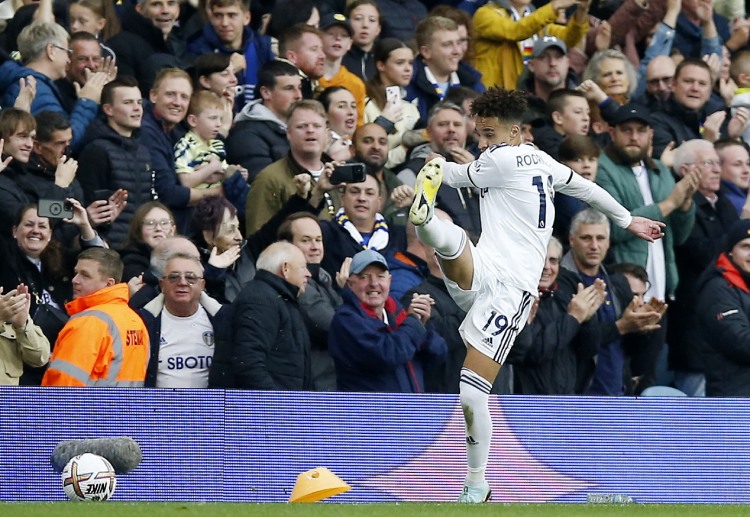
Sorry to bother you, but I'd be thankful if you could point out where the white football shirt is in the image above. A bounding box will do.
[442,143,632,293]
[157,306,215,388]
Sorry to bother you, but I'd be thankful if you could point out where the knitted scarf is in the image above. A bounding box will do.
[335,208,390,250]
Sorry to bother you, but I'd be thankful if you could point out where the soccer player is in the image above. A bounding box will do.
[408,87,665,503]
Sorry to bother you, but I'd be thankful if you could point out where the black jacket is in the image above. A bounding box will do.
[530,124,565,161]
[120,241,152,283]
[319,218,406,281]
[376,0,428,41]
[226,100,289,183]
[342,45,376,82]
[209,270,313,390]
[670,191,739,372]
[696,253,750,396]
[508,268,600,395]
[403,274,467,394]
[650,97,707,158]
[105,4,188,95]
[0,158,72,238]
[77,118,156,249]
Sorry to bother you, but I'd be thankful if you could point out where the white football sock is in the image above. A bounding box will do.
[415,215,466,260]
[459,367,492,487]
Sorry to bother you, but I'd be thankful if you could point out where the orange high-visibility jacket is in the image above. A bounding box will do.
[42,284,149,387]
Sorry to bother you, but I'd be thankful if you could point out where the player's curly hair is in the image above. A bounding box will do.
[470,87,529,124]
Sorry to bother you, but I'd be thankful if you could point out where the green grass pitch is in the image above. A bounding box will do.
[3,503,750,517]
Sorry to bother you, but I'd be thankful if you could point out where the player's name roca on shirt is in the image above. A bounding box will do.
[441,143,632,293]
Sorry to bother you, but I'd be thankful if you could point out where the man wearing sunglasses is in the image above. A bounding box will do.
[138,251,228,388]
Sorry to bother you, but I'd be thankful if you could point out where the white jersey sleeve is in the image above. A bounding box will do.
[553,163,633,229]
[442,160,476,188]
[442,144,523,189]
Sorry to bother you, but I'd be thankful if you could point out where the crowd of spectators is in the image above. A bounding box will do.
[2,0,750,396]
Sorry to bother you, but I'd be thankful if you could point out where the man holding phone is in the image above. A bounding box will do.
[247,99,338,233]
[10,111,126,243]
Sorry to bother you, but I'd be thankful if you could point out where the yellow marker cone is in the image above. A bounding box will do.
[289,467,351,503]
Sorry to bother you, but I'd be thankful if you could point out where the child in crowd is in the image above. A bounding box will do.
[729,49,750,144]
[554,134,601,244]
[174,91,247,190]
[532,88,590,159]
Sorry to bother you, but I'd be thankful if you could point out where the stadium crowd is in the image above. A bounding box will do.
[2,0,750,397]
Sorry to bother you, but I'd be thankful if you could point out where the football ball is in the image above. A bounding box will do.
[61,453,117,501]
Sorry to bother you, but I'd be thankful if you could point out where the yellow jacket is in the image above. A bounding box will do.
[42,284,149,387]
[473,2,588,90]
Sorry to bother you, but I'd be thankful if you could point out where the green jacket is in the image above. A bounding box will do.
[245,153,340,234]
[595,148,695,298]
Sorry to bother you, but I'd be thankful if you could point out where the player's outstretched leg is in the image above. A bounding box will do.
[409,158,443,226]
[410,160,467,265]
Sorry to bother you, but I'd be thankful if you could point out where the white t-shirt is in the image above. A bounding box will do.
[442,144,632,293]
[156,306,215,388]
[632,163,666,301]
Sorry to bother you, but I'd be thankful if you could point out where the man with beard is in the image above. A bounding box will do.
[278,24,326,99]
[351,123,406,225]
[595,103,698,307]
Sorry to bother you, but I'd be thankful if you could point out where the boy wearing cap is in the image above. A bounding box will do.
[318,13,367,125]
[328,249,447,392]
[187,0,274,108]
[696,219,750,396]
[408,87,664,503]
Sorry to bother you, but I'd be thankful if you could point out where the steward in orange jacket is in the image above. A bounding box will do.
[42,284,149,387]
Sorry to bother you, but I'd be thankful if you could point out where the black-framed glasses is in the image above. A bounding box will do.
[163,272,203,284]
[51,43,73,55]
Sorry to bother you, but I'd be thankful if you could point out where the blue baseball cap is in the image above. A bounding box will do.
[350,249,388,275]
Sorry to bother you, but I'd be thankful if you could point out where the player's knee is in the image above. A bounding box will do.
[459,368,491,410]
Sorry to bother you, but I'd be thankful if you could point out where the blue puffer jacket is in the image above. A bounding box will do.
[0,60,98,155]
[328,288,447,393]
